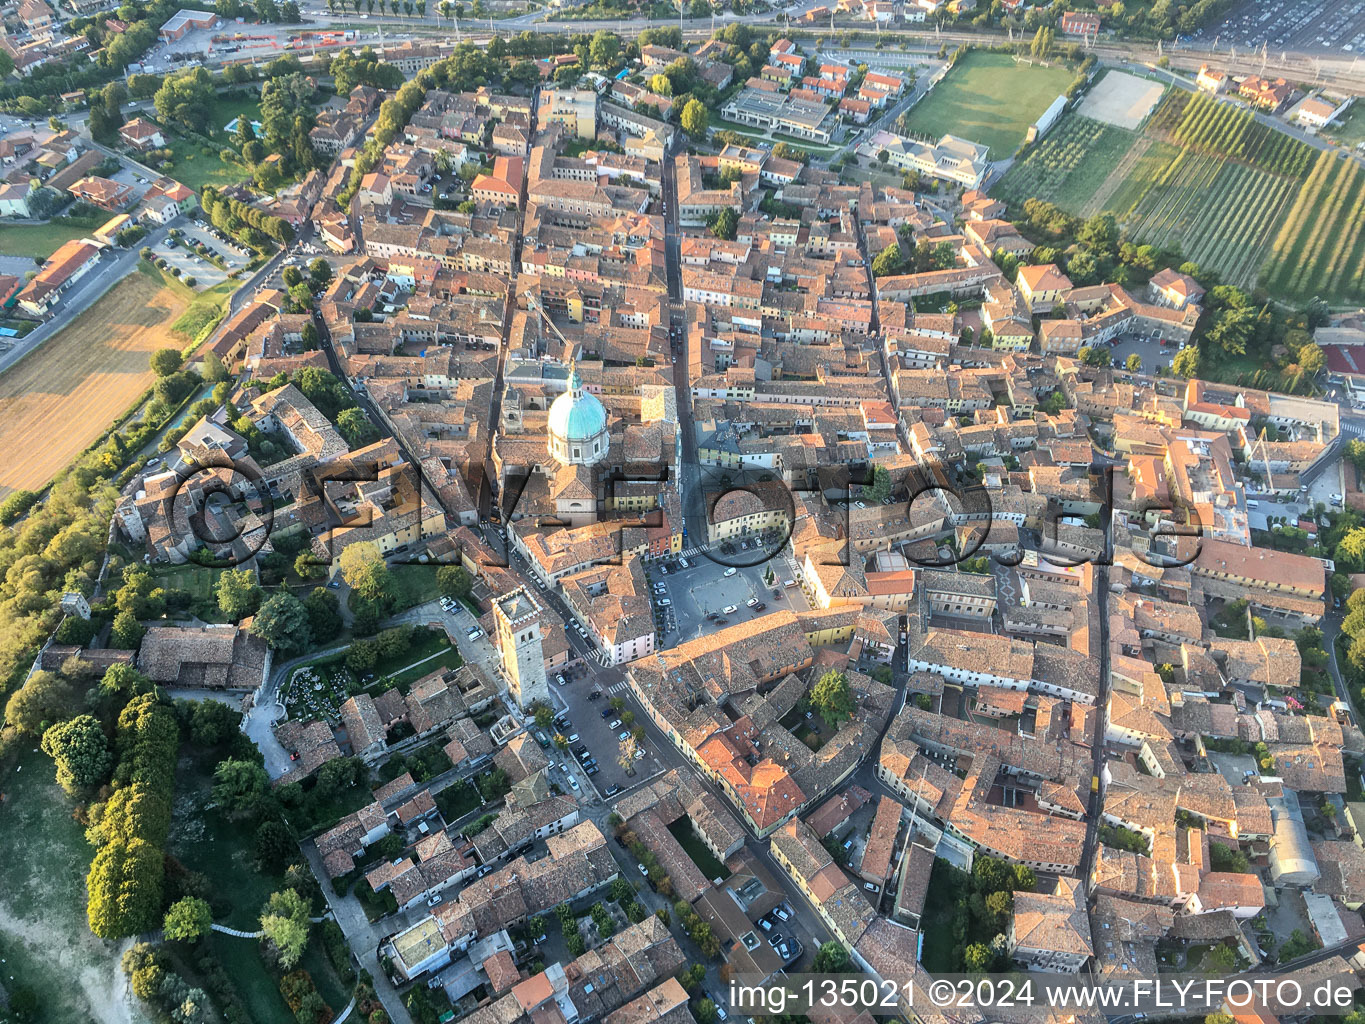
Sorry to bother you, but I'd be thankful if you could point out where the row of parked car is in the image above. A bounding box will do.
[441,596,483,639]
[756,903,799,964]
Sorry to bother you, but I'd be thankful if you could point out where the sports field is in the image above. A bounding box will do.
[902,51,1073,157]
[1074,70,1165,129]
[0,267,191,498]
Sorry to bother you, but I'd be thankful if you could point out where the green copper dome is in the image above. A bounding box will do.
[548,368,607,443]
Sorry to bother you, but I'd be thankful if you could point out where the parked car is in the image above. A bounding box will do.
[610,718,622,729]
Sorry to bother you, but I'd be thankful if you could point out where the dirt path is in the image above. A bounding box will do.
[0,269,189,498]
[1080,135,1153,218]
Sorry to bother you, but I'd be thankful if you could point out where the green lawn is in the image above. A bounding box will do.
[388,564,442,612]
[206,94,263,140]
[210,932,294,1023]
[383,645,463,691]
[0,748,123,1023]
[667,817,730,881]
[156,94,260,195]
[0,221,93,260]
[435,779,481,822]
[903,51,1074,157]
[172,279,238,341]
[162,138,247,194]
[151,562,224,618]
[1319,102,1365,150]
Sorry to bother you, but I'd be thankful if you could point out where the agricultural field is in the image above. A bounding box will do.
[1261,150,1365,305]
[994,115,1137,210]
[1116,152,1296,289]
[902,51,1073,157]
[0,266,192,498]
[1149,90,1316,177]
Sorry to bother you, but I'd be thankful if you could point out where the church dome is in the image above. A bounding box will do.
[547,367,608,465]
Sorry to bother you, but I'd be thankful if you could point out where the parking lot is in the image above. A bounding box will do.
[549,673,668,802]
[1207,0,1365,52]
[149,221,249,290]
[650,552,811,644]
[181,221,251,266]
[1107,329,1188,377]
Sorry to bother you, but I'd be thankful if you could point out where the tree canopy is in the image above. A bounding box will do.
[810,669,854,729]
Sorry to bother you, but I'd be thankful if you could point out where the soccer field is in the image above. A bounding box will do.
[902,51,1074,158]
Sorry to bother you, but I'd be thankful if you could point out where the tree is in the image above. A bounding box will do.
[618,734,640,773]
[677,963,707,993]
[189,699,237,747]
[1172,345,1200,378]
[534,704,555,729]
[337,541,392,605]
[963,942,991,972]
[709,207,738,241]
[201,351,228,382]
[862,465,892,502]
[88,838,164,938]
[216,568,263,620]
[681,98,709,140]
[984,888,1013,923]
[212,758,269,816]
[336,406,380,447]
[254,819,297,873]
[41,714,112,794]
[304,587,343,644]
[163,896,213,943]
[695,1000,718,1024]
[100,662,152,700]
[154,68,214,133]
[250,592,312,654]
[810,669,854,729]
[1125,353,1142,373]
[871,243,903,278]
[260,888,311,968]
[812,941,851,973]
[308,258,333,288]
[4,670,77,736]
[110,608,146,650]
[150,348,183,376]
[589,29,620,68]
[437,565,473,599]
[1204,305,1257,356]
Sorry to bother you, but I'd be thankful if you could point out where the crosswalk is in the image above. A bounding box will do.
[605,681,631,696]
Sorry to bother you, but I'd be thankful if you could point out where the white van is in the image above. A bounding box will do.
[1247,500,1259,509]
